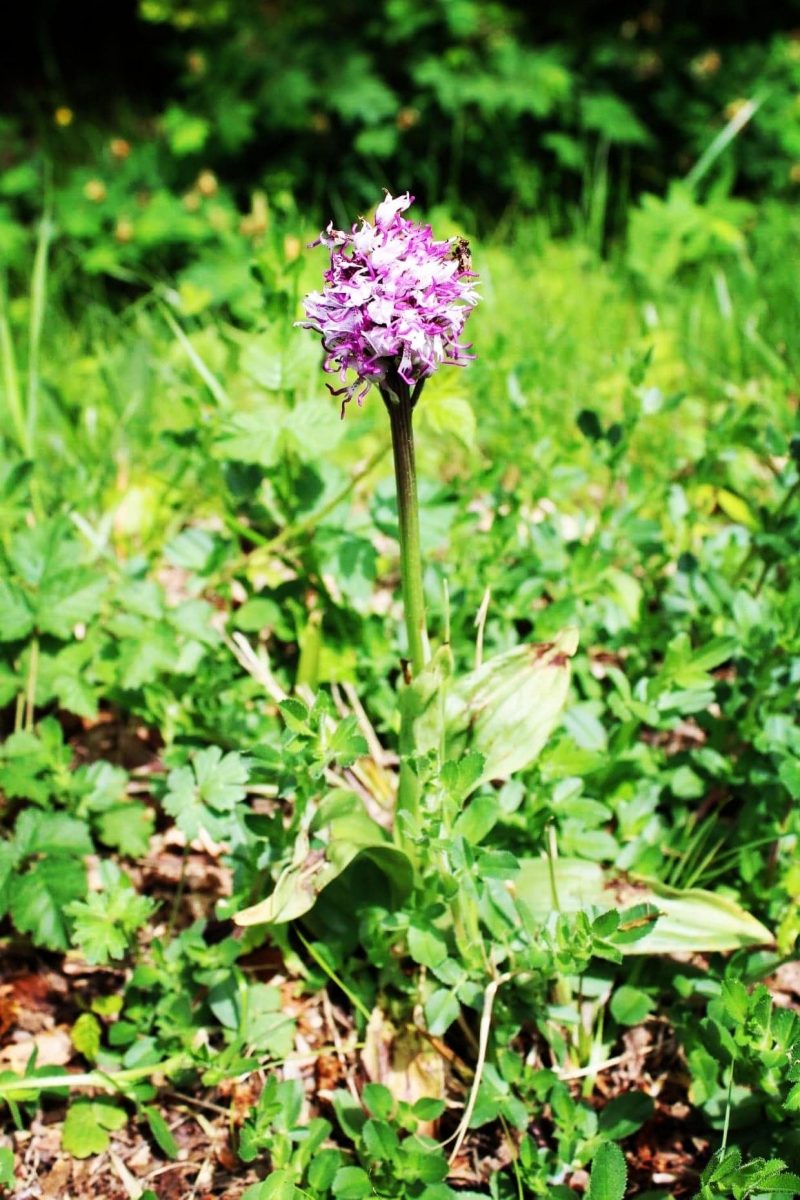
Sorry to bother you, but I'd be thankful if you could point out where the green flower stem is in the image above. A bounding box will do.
[382,377,430,847]
[383,381,429,677]
[0,1054,189,1098]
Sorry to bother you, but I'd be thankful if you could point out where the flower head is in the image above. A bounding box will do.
[300,192,478,413]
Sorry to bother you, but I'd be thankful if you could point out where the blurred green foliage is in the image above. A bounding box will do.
[4,0,800,280]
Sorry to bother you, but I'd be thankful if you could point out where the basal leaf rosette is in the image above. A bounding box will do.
[299,192,479,413]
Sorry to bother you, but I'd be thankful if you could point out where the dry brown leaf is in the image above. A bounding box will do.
[362,1007,446,1128]
[40,1157,73,1197]
[0,1026,73,1070]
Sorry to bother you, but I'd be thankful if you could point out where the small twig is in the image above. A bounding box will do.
[474,586,491,670]
[342,681,393,768]
[556,1053,628,1081]
[109,1150,144,1200]
[142,1162,199,1184]
[225,630,287,703]
[322,988,361,1109]
[445,971,512,1163]
[187,1154,214,1200]
[166,844,189,938]
[455,1010,481,1058]
[166,1090,231,1118]
[322,766,378,814]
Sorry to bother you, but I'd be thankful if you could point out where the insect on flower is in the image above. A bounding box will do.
[450,235,472,275]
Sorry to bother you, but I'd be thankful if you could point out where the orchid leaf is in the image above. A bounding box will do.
[515,857,773,954]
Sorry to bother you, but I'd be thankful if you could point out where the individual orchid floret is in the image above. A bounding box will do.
[299,192,479,413]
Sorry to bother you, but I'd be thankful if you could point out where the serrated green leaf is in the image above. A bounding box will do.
[588,1141,627,1200]
[96,802,155,858]
[441,751,486,802]
[215,410,282,466]
[703,1146,742,1184]
[193,746,250,809]
[9,520,75,585]
[162,747,249,840]
[325,715,368,767]
[35,570,105,638]
[66,862,156,964]
[52,669,99,718]
[0,580,34,641]
[11,857,87,950]
[13,810,93,858]
[279,697,311,733]
[762,1172,800,1192]
[720,978,750,1023]
[283,397,346,457]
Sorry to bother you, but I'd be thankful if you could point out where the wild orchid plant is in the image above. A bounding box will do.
[235,192,577,928]
[300,192,480,845]
[233,195,768,993]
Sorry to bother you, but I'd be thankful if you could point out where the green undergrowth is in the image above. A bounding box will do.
[0,202,799,1198]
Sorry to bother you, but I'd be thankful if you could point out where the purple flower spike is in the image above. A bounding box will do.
[299,192,479,414]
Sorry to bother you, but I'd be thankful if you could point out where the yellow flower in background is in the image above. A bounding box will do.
[240,191,268,238]
[54,106,74,127]
[83,179,107,203]
[691,49,722,78]
[283,234,301,262]
[197,169,218,197]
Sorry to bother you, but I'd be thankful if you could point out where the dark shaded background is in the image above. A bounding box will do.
[4,0,800,229]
